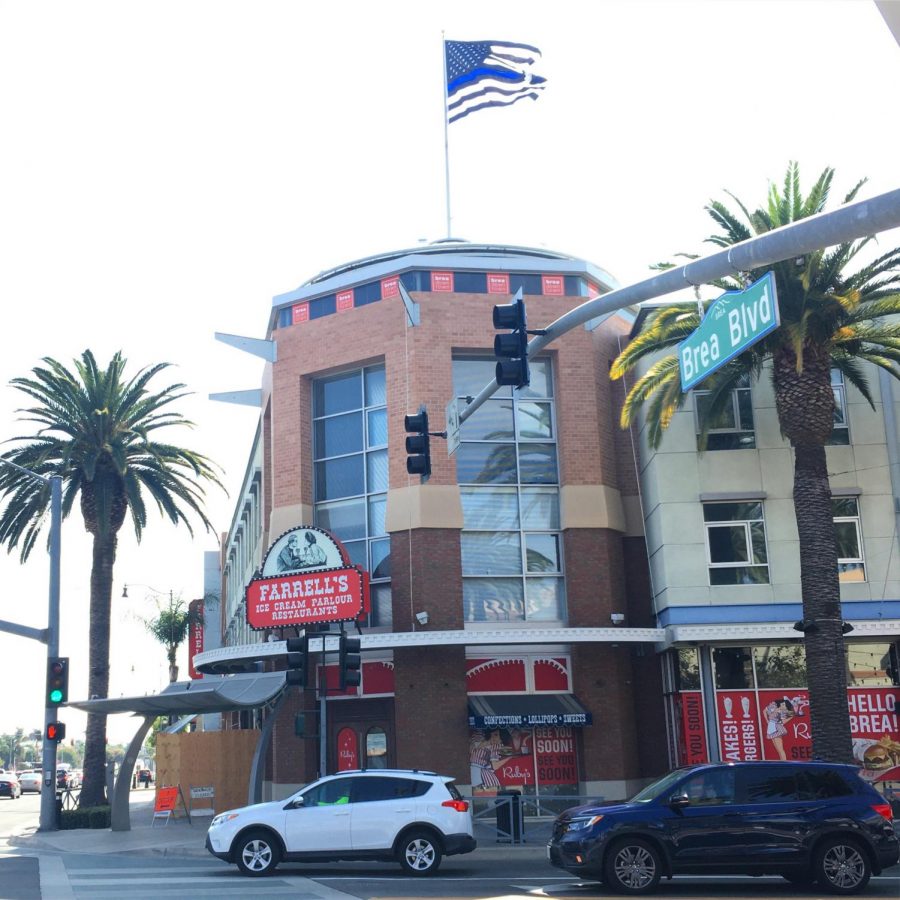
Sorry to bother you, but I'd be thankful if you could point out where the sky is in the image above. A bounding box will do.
[0,0,898,748]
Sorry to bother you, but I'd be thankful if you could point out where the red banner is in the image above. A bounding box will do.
[710,687,900,772]
[431,271,453,292]
[336,289,353,312]
[715,691,762,761]
[487,273,510,294]
[187,598,204,680]
[246,566,369,629]
[541,275,565,296]
[292,302,309,324]
[679,691,709,764]
[337,727,359,771]
[381,276,399,298]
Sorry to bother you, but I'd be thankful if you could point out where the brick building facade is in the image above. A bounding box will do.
[208,242,669,800]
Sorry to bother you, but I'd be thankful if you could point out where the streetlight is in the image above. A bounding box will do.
[0,459,61,832]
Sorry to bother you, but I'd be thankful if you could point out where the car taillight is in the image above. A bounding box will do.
[442,799,470,813]
[872,802,893,822]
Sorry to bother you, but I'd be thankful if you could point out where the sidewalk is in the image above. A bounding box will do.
[8,790,544,860]
[9,791,210,858]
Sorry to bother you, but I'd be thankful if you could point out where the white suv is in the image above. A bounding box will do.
[206,769,476,877]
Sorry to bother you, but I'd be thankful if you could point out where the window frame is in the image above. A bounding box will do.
[454,356,565,625]
[833,496,866,583]
[693,376,756,450]
[702,501,770,585]
[312,364,390,629]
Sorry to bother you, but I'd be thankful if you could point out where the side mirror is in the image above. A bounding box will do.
[669,792,691,809]
[287,796,305,809]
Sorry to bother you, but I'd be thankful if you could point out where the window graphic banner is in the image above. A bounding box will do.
[469,725,577,796]
[678,691,709,765]
[712,687,899,775]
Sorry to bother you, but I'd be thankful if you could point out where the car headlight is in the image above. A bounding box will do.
[210,813,240,828]
[566,814,604,831]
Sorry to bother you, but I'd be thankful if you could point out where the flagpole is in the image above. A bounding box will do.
[441,32,452,239]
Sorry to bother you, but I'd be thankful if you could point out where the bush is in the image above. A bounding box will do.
[59,805,111,830]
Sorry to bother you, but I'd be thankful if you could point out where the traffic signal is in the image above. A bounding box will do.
[285,637,307,687]
[404,406,431,481]
[493,291,530,388]
[339,634,362,690]
[46,722,66,742]
[46,657,69,707]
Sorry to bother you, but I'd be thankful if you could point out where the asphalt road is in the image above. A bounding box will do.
[2,793,899,899]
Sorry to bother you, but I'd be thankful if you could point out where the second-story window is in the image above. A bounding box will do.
[313,365,391,628]
[694,374,755,450]
[703,500,770,585]
[453,357,564,624]
[833,496,865,583]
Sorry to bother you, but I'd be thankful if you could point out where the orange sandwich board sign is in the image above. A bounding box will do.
[246,526,370,630]
[152,785,190,826]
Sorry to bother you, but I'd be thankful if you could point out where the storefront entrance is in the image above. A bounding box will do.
[328,698,393,772]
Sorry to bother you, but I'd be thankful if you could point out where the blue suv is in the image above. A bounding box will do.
[548,762,898,894]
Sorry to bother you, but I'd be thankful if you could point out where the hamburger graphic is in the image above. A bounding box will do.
[860,736,900,770]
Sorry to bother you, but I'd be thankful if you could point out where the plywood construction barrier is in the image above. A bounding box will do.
[156,730,258,814]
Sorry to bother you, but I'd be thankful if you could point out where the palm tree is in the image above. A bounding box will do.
[139,590,203,683]
[610,164,900,762]
[0,350,222,806]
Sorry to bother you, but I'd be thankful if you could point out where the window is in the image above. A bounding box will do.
[753,645,807,688]
[703,501,770,585]
[682,768,735,805]
[454,358,564,623]
[313,365,391,628]
[365,727,388,768]
[827,368,850,445]
[694,375,755,450]
[833,497,865,583]
[712,647,753,689]
[737,766,799,803]
[845,642,898,686]
[301,777,354,806]
[797,770,852,800]
[676,648,701,690]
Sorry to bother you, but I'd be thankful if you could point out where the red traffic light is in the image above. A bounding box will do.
[46,721,66,742]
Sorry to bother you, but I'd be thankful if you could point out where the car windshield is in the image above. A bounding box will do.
[628,769,689,803]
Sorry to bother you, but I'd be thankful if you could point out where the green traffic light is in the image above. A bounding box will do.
[49,689,63,703]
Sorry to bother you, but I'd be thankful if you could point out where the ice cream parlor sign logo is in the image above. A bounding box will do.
[245,526,370,629]
[715,688,900,773]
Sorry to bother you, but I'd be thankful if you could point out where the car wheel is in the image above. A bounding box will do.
[814,837,870,895]
[603,837,662,895]
[398,830,442,876]
[234,830,281,877]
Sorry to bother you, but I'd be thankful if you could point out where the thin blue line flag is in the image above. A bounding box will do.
[445,40,546,124]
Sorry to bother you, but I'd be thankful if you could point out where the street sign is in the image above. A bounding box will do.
[678,271,779,392]
[445,399,461,456]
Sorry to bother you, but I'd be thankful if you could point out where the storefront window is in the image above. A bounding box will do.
[676,648,701,690]
[366,727,388,768]
[712,647,753,689]
[753,645,807,688]
[846,643,898,686]
[468,725,578,798]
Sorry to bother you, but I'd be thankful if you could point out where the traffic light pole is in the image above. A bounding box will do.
[40,474,62,832]
[459,187,900,425]
[0,463,62,831]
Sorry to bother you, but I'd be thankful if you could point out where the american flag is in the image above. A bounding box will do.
[445,40,546,124]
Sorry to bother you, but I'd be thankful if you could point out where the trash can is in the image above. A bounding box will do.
[495,789,523,843]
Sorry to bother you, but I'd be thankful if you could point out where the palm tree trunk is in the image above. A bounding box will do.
[80,532,117,807]
[168,647,178,683]
[793,442,853,763]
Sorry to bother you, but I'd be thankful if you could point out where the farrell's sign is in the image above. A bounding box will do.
[246,566,369,629]
[247,525,370,629]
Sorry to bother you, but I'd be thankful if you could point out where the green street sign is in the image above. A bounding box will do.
[679,271,779,392]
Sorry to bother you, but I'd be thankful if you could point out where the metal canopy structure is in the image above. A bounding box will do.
[66,672,287,831]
